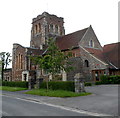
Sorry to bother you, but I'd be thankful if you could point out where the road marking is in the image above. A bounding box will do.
[1,94,112,117]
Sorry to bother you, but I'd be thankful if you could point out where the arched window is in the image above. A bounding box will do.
[38,23,41,32]
[85,60,89,67]
[55,25,58,33]
[50,24,53,33]
[89,40,94,47]
[34,25,37,34]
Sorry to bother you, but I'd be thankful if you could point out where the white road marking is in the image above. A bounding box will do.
[1,94,112,117]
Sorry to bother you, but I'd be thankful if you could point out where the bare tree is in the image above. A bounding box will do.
[0,52,11,81]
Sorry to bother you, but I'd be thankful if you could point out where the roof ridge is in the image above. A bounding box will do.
[104,42,120,47]
[64,27,88,37]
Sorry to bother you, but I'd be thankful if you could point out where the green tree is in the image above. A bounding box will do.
[0,52,12,81]
[31,38,73,91]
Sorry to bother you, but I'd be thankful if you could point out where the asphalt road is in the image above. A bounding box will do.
[1,95,89,116]
[0,85,119,117]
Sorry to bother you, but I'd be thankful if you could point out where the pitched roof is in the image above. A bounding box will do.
[56,27,88,50]
[85,48,106,63]
[103,42,120,69]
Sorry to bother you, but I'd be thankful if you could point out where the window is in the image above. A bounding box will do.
[85,60,89,67]
[50,24,53,33]
[38,23,41,32]
[89,40,94,47]
[55,25,58,33]
[34,25,37,34]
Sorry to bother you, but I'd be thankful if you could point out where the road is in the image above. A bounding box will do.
[0,85,119,117]
[1,95,90,116]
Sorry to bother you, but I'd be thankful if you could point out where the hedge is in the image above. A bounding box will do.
[2,81,28,88]
[40,81,75,92]
[100,75,120,84]
[84,82,92,86]
[95,81,102,85]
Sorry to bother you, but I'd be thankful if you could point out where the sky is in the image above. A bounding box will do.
[0,0,118,55]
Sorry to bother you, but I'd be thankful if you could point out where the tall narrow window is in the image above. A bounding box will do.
[89,40,94,47]
[50,24,53,33]
[21,55,23,69]
[35,25,37,34]
[16,56,18,69]
[38,23,41,32]
[55,25,58,33]
[85,60,89,67]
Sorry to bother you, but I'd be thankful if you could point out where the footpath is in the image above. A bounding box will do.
[1,85,119,117]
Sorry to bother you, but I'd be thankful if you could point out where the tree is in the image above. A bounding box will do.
[30,38,73,90]
[0,52,12,81]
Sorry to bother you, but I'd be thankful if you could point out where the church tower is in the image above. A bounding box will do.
[30,12,65,49]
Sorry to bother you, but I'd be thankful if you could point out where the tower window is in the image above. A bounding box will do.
[85,60,89,67]
[55,25,58,34]
[50,24,53,33]
[34,25,37,34]
[38,23,41,32]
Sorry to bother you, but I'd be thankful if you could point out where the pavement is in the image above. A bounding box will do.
[1,85,119,117]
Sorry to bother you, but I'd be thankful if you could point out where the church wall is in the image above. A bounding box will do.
[12,44,26,81]
[79,26,103,50]
[79,46,108,81]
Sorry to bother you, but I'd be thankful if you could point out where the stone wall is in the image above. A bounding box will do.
[79,26,103,50]
[30,12,65,48]
[79,46,108,81]
[67,57,84,81]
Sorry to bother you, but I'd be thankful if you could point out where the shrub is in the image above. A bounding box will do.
[84,82,92,86]
[109,75,120,84]
[95,81,102,85]
[40,81,75,92]
[100,75,120,84]
[100,75,110,84]
[2,81,28,88]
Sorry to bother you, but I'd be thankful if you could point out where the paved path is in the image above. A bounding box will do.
[1,85,119,117]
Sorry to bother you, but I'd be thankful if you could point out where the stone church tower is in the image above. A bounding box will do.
[30,12,65,49]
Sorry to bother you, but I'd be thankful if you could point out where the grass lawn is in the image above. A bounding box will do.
[0,86,27,91]
[25,89,92,97]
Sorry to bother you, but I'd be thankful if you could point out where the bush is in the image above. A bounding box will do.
[84,82,92,86]
[109,75,120,84]
[2,81,28,88]
[100,75,110,84]
[40,81,75,92]
[95,81,102,85]
[100,75,120,84]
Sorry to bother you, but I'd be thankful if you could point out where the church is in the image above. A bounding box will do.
[4,12,120,82]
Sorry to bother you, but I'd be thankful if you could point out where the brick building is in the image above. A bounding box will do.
[10,12,119,82]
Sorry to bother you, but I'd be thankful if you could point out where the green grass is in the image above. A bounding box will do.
[0,86,27,91]
[25,89,92,97]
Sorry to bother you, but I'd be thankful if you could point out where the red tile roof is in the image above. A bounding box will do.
[84,48,106,63]
[103,42,120,69]
[56,28,88,50]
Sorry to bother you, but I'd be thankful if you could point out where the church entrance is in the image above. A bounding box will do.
[92,69,105,81]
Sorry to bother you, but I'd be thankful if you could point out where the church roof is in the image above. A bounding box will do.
[85,48,106,64]
[56,27,88,50]
[103,42,120,69]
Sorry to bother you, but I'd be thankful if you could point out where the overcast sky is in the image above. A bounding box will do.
[0,0,118,54]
